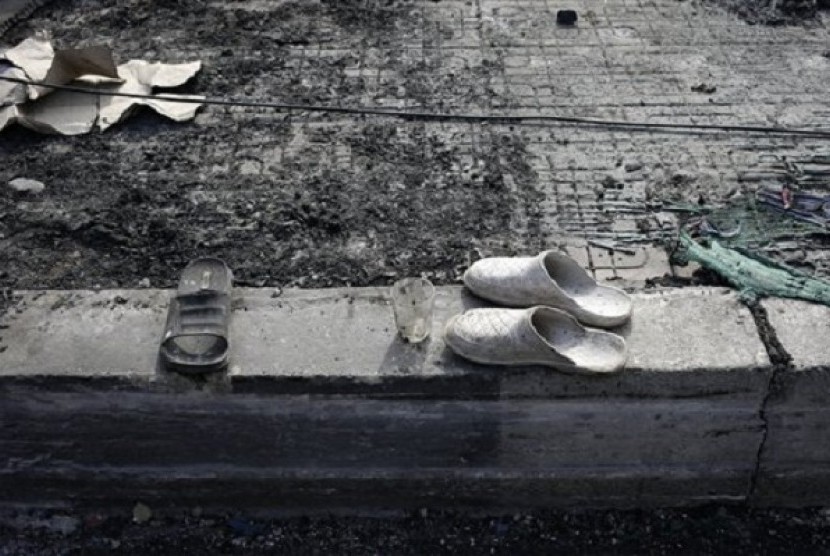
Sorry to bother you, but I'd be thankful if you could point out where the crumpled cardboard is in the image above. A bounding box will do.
[0,35,204,135]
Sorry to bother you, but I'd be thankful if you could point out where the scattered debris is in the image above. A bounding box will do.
[678,230,830,306]
[700,219,741,238]
[670,190,830,286]
[782,183,794,209]
[757,187,830,227]
[690,216,742,238]
[132,502,153,524]
[7,177,44,193]
[691,83,717,94]
[0,34,204,135]
[587,239,638,255]
[556,9,578,25]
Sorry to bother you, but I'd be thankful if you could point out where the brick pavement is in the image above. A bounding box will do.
[1,0,828,285]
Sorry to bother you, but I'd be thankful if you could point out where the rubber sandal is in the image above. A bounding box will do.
[462,250,632,328]
[444,306,627,374]
[160,258,233,374]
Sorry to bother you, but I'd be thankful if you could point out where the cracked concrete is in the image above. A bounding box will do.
[750,299,830,505]
[743,300,795,502]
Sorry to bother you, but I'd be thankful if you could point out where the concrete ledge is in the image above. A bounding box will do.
[0,287,770,399]
[1,285,820,510]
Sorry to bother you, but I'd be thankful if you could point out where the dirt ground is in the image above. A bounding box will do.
[3,505,830,555]
[1,0,828,292]
[0,0,541,291]
[0,117,536,290]
[708,0,829,26]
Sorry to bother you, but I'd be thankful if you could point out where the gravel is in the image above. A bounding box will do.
[2,505,830,555]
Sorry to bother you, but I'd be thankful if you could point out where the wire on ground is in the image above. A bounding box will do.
[1,74,829,139]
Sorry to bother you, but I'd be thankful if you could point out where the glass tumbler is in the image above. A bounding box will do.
[390,278,435,343]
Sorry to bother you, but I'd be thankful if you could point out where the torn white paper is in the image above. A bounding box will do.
[98,60,203,131]
[19,90,99,135]
[3,35,119,100]
[0,36,204,135]
[4,35,54,92]
[0,65,27,106]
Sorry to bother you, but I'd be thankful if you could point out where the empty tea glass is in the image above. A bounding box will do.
[390,277,435,343]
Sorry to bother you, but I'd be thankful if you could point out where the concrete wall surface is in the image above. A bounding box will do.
[0,287,828,509]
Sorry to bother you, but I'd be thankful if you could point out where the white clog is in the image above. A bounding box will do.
[463,251,632,328]
[444,306,627,374]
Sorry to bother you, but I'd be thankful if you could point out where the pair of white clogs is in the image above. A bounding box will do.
[444,251,632,374]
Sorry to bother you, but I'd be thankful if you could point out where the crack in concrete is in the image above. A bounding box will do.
[744,299,793,502]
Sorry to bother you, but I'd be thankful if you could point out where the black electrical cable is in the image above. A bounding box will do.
[2,74,829,139]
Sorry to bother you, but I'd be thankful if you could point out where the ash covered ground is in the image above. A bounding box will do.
[1,0,828,291]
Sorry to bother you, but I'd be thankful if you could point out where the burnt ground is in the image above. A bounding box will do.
[1,0,827,292]
[0,118,536,290]
[3,505,830,555]
[0,0,538,291]
[706,0,830,26]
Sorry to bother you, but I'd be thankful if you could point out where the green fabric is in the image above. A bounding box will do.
[679,230,830,305]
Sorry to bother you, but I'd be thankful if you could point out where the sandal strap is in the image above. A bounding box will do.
[163,291,230,341]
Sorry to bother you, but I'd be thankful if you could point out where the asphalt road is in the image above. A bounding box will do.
[2,505,830,555]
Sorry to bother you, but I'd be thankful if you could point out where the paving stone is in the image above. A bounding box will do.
[588,247,617,274]
[613,246,672,283]
[563,244,592,276]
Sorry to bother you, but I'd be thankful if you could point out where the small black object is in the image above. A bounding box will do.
[556,9,578,25]
[691,83,717,94]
